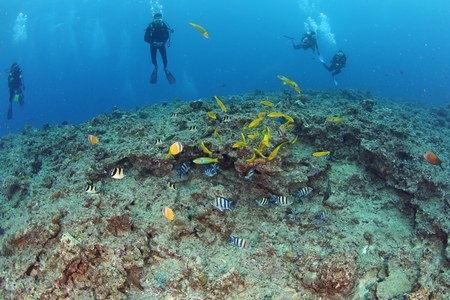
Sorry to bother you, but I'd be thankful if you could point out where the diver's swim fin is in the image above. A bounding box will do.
[150,68,158,84]
[164,69,176,84]
[7,104,12,120]
[318,55,324,63]
[333,78,338,86]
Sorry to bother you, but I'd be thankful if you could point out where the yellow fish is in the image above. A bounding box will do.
[162,207,175,221]
[193,157,219,164]
[165,142,183,159]
[189,22,209,38]
[283,114,294,123]
[260,100,273,107]
[267,112,285,118]
[214,128,222,143]
[258,127,271,150]
[214,96,227,113]
[257,112,266,119]
[232,133,247,149]
[268,142,288,161]
[247,117,264,129]
[207,111,217,120]
[290,135,299,144]
[200,142,213,156]
[326,117,343,122]
[246,152,257,163]
[254,148,267,159]
[312,151,331,157]
[248,131,259,140]
[277,75,301,94]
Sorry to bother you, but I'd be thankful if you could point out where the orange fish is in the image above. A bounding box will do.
[88,134,99,145]
[423,151,443,168]
[165,142,183,159]
[162,207,174,221]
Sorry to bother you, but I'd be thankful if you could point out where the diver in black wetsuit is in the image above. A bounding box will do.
[7,63,25,120]
[292,31,320,55]
[321,50,346,76]
[320,50,346,85]
[144,13,176,84]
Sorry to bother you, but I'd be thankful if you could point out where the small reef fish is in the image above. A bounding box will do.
[258,127,271,150]
[423,151,443,169]
[296,187,313,198]
[162,207,175,221]
[214,95,227,113]
[272,195,291,206]
[267,112,285,118]
[244,167,259,180]
[189,125,198,131]
[88,134,99,145]
[254,148,267,159]
[223,116,231,122]
[155,138,163,146]
[165,142,183,159]
[290,135,299,145]
[248,131,259,140]
[260,100,273,107]
[246,152,256,163]
[255,197,269,207]
[268,142,288,161]
[312,151,331,157]
[326,117,343,122]
[167,181,176,190]
[178,162,190,177]
[85,184,97,194]
[207,111,217,120]
[247,117,264,129]
[230,236,250,249]
[189,22,209,38]
[315,209,329,222]
[214,196,233,211]
[323,178,331,201]
[204,164,219,177]
[200,141,213,156]
[111,167,125,179]
[214,128,223,143]
[193,157,219,164]
[232,133,248,149]
[277,75,301,93]
[171,112,178,118]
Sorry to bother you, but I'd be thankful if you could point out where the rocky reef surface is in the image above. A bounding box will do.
[0,89,448,299]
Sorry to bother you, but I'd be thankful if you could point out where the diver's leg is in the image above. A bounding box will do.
[150,45,158,68]
[332,69,341,76]
[7,97,12,120]
[159,46,168,69]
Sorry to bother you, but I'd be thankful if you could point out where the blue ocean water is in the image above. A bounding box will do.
[1,0,449,136]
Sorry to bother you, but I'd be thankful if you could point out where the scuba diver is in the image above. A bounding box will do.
[7,63,25,120]
[291,31,320,55]
[144,13,176,84]
[320,50,347,85]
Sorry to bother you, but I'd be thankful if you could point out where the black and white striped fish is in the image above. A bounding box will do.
[167,181,176,190]
[204,164,219,177]
[155,138,163,145]
[189,125,198,131]
[171,112,178,118]
[178,162,190,177]
[244,167,261,180]
[230,236,250,248]
[296,187,313,199]
[214,196,232,211]
[111,167,125,179]
[85,184,96,194]
[272,195,291,206]
[255,197,269,207]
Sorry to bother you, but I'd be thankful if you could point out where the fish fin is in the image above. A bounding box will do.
[150,68,158,84]
[165,69,176,84]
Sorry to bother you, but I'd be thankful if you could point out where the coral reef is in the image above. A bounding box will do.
[0,90,448,299]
